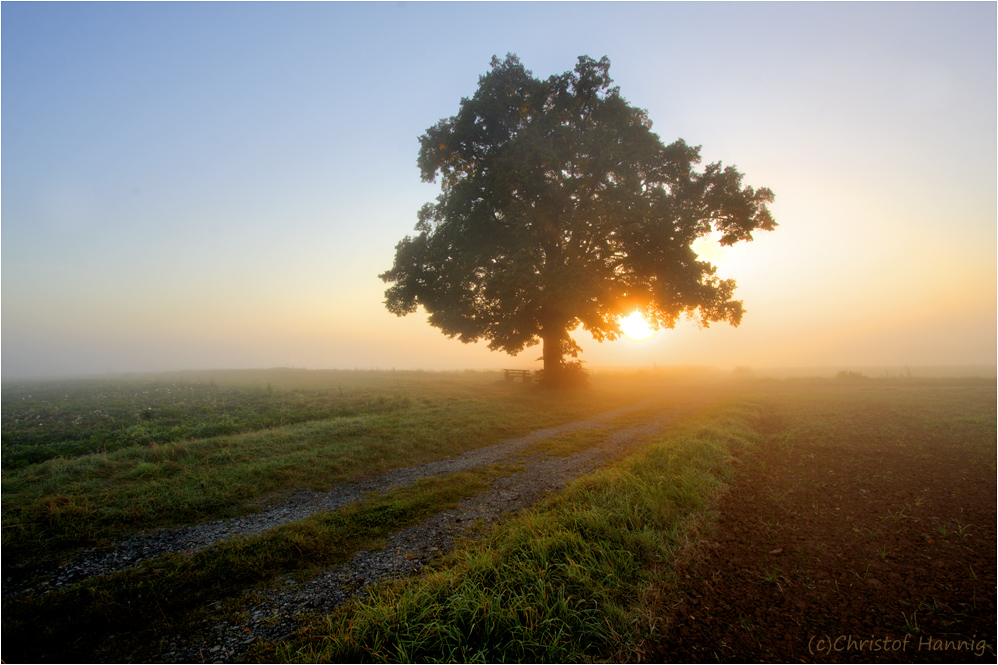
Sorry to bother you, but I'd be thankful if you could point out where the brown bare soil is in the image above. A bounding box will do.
[647,383,996,663]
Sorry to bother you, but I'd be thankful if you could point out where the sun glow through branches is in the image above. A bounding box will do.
[619,311,655,340]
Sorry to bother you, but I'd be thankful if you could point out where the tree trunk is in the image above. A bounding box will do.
[541,327,564,385]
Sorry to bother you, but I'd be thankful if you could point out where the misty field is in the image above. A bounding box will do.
[2,370,994,663]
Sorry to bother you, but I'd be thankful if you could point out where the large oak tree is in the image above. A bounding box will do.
[381,55,776,384]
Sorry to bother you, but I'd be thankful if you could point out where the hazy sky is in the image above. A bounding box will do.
[3,2,995,379]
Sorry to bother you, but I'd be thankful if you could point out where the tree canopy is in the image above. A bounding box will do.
[380,54,776,384]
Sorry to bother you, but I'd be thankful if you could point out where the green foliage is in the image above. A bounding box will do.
[381,54,776,376]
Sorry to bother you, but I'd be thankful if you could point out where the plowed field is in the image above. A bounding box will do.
[649,383,996,663]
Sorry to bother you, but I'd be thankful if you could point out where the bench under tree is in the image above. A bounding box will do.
[502,369,532,383]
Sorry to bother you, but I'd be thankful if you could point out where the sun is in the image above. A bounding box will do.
[619,311,655,340]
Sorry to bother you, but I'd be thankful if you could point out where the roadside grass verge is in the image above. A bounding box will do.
[2,467,505,664]
[278,399,759,663]
[3,372,667,582]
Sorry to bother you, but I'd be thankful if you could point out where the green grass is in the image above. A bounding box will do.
[3,368,658,468]
[1,370,674,588]
[1,371,417,467]
[2,467,502,663]
[277,399,760,663]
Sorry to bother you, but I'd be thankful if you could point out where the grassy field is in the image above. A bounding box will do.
[2,369,994,663]
[1,369,672,583]
[2,369,512,467]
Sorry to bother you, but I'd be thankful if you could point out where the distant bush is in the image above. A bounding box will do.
[834,370,868,381]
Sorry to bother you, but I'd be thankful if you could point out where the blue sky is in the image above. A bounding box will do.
[3,2,995,378]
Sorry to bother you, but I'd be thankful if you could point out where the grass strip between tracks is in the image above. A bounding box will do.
[278,398,760,663]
